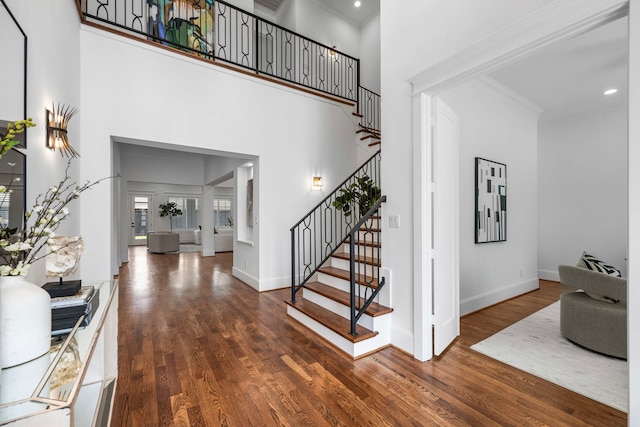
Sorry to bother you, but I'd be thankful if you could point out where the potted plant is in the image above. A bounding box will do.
[158,202,183,232]
[332,175,381,218]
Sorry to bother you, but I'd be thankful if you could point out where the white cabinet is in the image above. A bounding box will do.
[0,280,119,426]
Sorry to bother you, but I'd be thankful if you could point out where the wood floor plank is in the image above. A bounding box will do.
[110,248,627,426]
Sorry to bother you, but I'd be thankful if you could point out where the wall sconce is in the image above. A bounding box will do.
[328,44,337,57]
[313,176,324,188]
[46,103,79,158]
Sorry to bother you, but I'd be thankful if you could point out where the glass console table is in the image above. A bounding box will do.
[0,280,119,426]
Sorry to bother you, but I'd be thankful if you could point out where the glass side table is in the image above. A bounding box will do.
[0,280,119,426]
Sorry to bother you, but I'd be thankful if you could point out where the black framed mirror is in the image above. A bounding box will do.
[0,0,28,148]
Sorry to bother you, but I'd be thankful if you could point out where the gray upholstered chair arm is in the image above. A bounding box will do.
[558,265,627,301]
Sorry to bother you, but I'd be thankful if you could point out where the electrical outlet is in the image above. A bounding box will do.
[389,215,400,228]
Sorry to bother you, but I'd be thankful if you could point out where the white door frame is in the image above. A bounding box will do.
[409,0,629,362]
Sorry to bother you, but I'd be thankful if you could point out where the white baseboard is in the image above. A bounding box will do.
[202,250,215,257]
[257,275,290,292]
[232,267,259,291]
[231,268,289,292]
[460,277,539,316]
[538,269,560,282]
[390,325,414,356]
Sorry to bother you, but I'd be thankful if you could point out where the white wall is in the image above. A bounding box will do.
[359,12,381,94]
[538,107,628,280]
[628,0,640,420]
[121,147,204,186]
[5,0,83,286]
[78,26,359,290]
[291,0,360,56]
[440,78,540,315]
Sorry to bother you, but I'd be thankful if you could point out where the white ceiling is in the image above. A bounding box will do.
[488,16,628,123]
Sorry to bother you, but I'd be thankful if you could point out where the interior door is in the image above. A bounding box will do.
[432,97,460,355]
[130,195,151,246]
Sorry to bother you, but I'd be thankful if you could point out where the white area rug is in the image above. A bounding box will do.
[471,301,628,412]
[179,244,202,253]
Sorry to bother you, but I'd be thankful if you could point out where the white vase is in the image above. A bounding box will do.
[0,276,52,369]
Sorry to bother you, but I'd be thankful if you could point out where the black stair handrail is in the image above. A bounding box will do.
[347,195,386,335]
[290,150,381,302]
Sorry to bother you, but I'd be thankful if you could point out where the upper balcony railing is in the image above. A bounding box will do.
[79,0,362,104]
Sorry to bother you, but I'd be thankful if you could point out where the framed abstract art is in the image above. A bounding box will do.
[475,157,507,243]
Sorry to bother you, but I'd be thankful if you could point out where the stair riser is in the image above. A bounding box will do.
[353,231,381,243]
[286,305,390,358]
[342,245,380,259]
[317,272,380,296]
[331,257,378,273]
[303,288,390,331]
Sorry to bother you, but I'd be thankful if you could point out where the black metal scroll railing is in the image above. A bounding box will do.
[358,86,381,133]
[79,0,360,103]
[290,150,384,334]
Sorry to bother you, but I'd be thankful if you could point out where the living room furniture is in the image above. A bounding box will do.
[147,232,180,253]
[558,265,627,359]
[0,280,119,426]
[214,226,233,252]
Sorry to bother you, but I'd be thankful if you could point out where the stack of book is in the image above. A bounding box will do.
[51,285,100,335]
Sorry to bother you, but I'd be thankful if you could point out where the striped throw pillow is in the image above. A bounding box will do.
[577,252,622,277]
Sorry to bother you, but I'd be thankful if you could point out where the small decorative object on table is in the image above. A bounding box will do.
[51,285,100,335]
[43,235,84,298]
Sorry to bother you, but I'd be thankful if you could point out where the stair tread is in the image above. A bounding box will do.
[286,298,378,342]
[368,141,381,147]
[360,135,380,141]
[318,266,379,288]
[305,282,392,317]
[332,252,381,267]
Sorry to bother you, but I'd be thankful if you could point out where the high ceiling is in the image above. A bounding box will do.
[489,16,628,123]
[254,0,379,25]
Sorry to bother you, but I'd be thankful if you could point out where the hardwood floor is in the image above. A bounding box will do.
[111,247,627,426]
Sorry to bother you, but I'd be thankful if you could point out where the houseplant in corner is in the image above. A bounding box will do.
[0,119,108,368]
[158,201,182,232]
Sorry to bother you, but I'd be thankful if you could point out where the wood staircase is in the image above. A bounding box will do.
[286,219,392,358]
[353,112,381,147]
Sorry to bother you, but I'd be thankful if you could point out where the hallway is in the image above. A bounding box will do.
[111,247,626,426]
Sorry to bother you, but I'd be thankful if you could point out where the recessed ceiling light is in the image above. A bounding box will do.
[604,89,618,95]
[354,1,361,7]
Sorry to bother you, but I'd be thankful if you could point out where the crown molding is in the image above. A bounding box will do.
[410,0,629,95]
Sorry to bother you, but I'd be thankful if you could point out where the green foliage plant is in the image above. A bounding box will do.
[332,175,381,218]
[0,118,35,158]
[158,202,183,231]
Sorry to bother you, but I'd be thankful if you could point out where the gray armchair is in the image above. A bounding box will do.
[558,265,627,359]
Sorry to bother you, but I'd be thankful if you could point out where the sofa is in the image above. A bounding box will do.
[558,264,627,359]
[214,226,233,252]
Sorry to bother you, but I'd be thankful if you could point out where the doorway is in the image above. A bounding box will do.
[130,194,152,246]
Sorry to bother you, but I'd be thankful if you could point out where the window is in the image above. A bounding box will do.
[214,198,232,227]
[168,197,199,229]
[0,193,10,225]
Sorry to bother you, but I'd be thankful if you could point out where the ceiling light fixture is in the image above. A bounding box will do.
[604,88,618,95]
[354,1,361,7]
